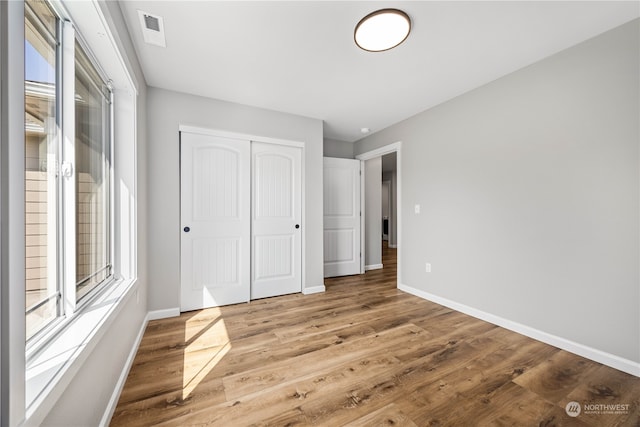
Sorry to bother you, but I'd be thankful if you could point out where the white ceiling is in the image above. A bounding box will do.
[118,1,639,143]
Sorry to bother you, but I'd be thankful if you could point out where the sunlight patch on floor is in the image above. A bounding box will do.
[182,315,231,399]
[184,307,223,341]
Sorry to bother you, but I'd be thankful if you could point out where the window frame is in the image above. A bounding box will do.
[20,0,140,422]
[24,1,117,352]
[24,0,63,343]
[72,34,115,303]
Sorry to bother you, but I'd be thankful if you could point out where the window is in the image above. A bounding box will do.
[74,41,112,300]
[25,0,59,340]
[25,0,113,342]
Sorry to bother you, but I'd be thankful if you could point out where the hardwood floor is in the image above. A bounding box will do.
[112,244,639,426]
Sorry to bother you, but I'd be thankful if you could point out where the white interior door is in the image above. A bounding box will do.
[180,132,250,311]
[251,142,302,299]
[323,157,361,277]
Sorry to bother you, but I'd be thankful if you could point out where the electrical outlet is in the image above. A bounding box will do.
[415,204,421,214]
[425,263,431,273]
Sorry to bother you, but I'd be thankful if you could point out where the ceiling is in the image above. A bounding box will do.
[118,1,639,143]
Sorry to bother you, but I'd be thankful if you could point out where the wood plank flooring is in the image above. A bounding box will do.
[112,244,640,426]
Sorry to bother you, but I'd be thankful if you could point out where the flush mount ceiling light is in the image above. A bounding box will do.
[354,9,411,52]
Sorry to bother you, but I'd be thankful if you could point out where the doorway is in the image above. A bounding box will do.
[356,142,402,285]
[382,180,390,242]
[382,152,398,249]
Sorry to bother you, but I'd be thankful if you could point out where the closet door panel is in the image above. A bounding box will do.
[180,132,250,310]
[251,142,302,299]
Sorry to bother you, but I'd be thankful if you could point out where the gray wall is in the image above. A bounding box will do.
[41,292,145,425]
[355,20,640,364]
[364,157,382,268]
[41,2,149,425]
[324,138,354,159]
[147,87,324,311]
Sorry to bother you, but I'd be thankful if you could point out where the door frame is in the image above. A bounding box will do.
[179,125,306,305]
[355,141,402,286]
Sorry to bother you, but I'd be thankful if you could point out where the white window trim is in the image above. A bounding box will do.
[3,2,28,426]
[11,0,140,424]
[60,18,77,318]
[25,278,136,422]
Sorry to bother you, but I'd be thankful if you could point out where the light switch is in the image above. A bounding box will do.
[414,204,421,214]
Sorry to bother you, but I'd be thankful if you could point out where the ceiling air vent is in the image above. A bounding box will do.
[144,15,160,32]
[137,10,166,47]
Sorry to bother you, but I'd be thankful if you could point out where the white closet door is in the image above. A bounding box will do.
[323,157,361,277]
[251,142,302,299]
[180,132,250,311]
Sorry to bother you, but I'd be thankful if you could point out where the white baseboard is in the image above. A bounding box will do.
[99,312,149,426]
[398,283,640,378]
[388,244,398,249]
[365,264,383,271]
[303,285,326,295]
[148,307,180,321]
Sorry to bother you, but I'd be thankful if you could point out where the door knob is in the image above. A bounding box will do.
[184,226,190,232]
[295,224,300,229]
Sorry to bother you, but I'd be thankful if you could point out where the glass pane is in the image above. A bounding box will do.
[75,41,111,300]
[25,0,59,340]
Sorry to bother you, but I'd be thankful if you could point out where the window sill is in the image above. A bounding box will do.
[24,277,138,425]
